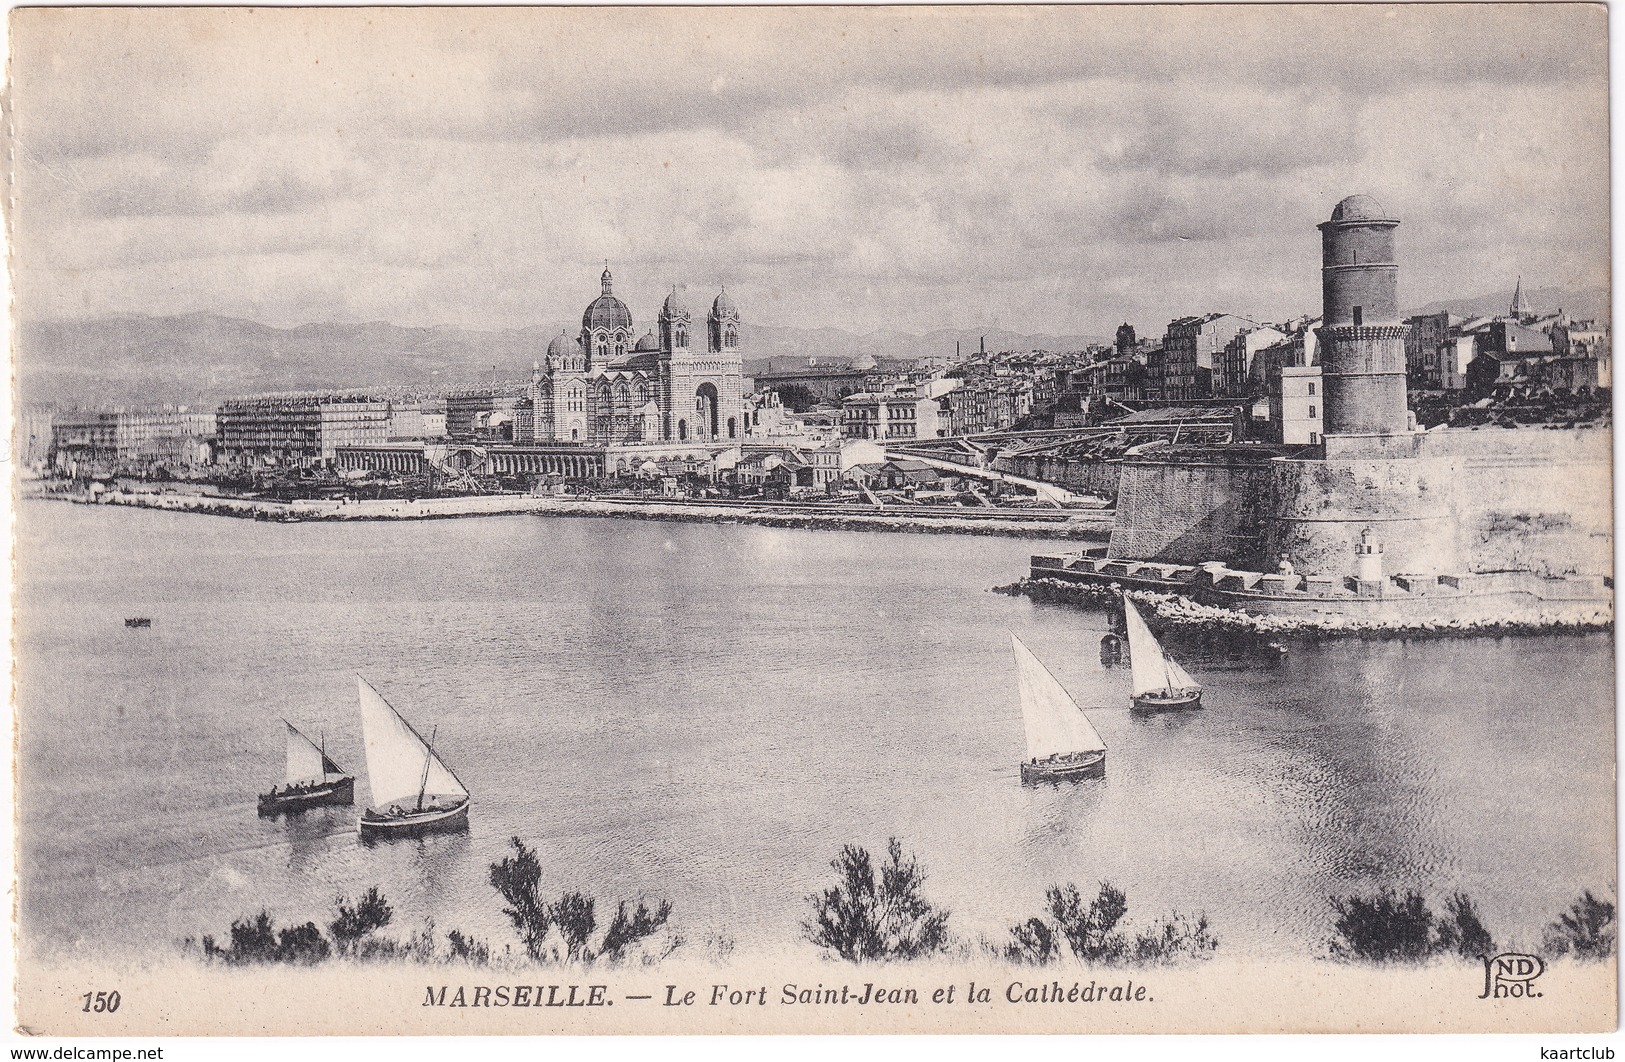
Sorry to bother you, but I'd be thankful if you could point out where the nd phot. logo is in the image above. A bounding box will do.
[1479,952,1546,999]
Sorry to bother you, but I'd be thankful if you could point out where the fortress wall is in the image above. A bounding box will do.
[994,453,1120,499]
[1264,456,1460,577]
[1429,428,1613,577]
[1107,453,1273,567]
[1106,427,1612,582]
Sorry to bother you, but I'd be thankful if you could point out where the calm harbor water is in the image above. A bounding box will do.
[16,500,1616,963]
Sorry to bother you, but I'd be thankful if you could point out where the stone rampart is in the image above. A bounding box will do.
[1106,451,1274,567]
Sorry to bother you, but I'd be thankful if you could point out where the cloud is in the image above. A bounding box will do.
[8,6,1611,337]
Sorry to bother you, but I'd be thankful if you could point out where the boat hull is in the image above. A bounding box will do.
[257,776,355,816]
[359,798,470,839]
[1131,689,1204,713]
[1021,751,1106,783]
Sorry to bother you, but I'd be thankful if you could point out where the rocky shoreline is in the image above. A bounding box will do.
[999,576,1615,639]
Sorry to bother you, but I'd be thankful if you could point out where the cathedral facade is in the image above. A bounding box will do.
[518,268,745,447]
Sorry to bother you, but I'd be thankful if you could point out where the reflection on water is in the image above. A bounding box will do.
[14,501,1615,962]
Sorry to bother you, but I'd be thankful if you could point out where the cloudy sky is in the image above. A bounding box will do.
[10,5,1611,337]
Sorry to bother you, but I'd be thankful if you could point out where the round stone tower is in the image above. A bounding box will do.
[1316,194,1409,440]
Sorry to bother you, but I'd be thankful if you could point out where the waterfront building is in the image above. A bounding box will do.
[1269,365,1324,444]
[1162,313,1255,401]
[1431,335,1477,391]
[1403,311,1463,386]
[1219,326,1288,398]
[51,407,217,472]
[217,393,392,466]
[841,388,946,441]
[519,270,746,446]
[445,387,526,440]
[17,404,56,470]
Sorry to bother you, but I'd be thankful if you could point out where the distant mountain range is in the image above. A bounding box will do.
[17,286,1607,408]
[14,313,1109,408]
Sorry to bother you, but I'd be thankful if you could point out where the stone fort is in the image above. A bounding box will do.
[1104,195,1612,592]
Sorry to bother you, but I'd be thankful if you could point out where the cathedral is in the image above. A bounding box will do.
[516,268,746,447]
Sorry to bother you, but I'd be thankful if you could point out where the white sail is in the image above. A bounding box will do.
[357,677,468,809]
[1123,597,1199,695]
[1012,634,1107,759]
[1163,654,1198,691]
[284,722,327,786]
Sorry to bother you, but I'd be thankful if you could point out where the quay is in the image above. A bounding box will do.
[1026,547,1613,630]
[29,486,1115,540]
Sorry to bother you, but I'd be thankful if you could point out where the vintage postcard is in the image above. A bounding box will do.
[6,3,1616,1038]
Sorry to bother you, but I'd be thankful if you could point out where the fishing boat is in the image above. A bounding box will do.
[1122,596,1204,712]
[124,617,152,628]
[258,721,355,815]
[1012,633,1108,783]
[355,676,470,838]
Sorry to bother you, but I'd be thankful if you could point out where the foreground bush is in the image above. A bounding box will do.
[488,836,674,965]
[1544,890,1616,961]
[1329,889,1493,963]
[804,838,952,962]
[191,889,489,966]
[1005,882,1216,966]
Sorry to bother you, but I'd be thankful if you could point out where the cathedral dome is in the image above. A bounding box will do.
[661,287,690,318]
[546,332,583,361]
[583,268,633,332]
[633,331,659,352]
[1329,194,1390,223]
[711,288,739,319]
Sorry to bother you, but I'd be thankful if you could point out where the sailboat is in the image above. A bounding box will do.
[257,721,355,816]
[1012,634,1108,783]
[356,676,470,838]
[1122,596,1204,712]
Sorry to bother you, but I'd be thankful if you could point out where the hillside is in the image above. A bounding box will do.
[15,314,1107,408]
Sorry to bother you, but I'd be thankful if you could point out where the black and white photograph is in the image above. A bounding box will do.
[6,3,1617,1037]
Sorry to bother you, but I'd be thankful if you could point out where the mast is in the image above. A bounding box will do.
[417,726,437,812]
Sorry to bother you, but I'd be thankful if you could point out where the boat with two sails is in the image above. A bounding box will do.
[1122,596,1204,712]
[1012,633,1108,783]
[356,676,470,838]
[258,722,355,816]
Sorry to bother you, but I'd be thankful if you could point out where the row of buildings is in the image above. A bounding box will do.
[1403,282,1610,392]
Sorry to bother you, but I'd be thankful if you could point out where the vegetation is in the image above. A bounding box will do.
[768,383,822,412]
[1004,882,1217,966]
[191,889,489,966]
[1543,890,1616,961]
[1329,889,1494,963]
[804,838,952,962]
[488,836,675,965]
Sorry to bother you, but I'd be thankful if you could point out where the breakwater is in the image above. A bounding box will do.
[31,488,1113,540]
[1000,576,1615,639]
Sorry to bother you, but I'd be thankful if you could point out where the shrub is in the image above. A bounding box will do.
[1435,893,1495,960]
[202,912,330,965]
[804,838,952,962]
[1330,890,1437,962]
[330,886,394,954]
[1129,912,1219,966]
[446,929,491,964]
[488,836,674,965]
[1005,918,1059,964]
[1544,890,1616,961]
[1006,882,1216,966]
[1330,889,1497,963]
